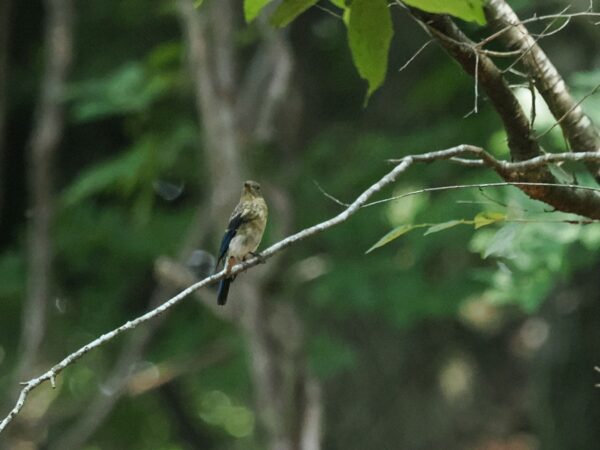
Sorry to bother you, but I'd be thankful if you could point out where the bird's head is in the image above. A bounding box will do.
[242,180,262,198]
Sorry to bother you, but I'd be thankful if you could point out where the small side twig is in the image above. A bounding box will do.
[4,144,600,434]
[0,153,415,434]
[398,39,433,72]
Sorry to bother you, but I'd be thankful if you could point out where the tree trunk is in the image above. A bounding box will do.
[19,0,74,380]
[3,0,74,448]
[178,1,322,448]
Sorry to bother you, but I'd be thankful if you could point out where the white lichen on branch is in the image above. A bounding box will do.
[3,146,600,433]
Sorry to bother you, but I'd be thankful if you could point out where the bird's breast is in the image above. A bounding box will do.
[228,220,265,258]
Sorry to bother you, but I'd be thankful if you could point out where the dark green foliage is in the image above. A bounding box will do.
[1,0,600,449]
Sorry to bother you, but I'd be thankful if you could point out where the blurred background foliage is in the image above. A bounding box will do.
[1,0,600,449]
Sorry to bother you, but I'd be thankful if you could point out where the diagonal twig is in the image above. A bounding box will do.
[0,155,414,434]
[5,144,600,433]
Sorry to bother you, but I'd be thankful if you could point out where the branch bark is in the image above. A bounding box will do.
[5,144,600,434]
[178,2,320,449]
[408,8,540,162]
[0,143,416,434]
[49,1,291,446]
[48,286,174,450]
[48,2,246,445]
[407,8,600,218]
[484,0,600,179]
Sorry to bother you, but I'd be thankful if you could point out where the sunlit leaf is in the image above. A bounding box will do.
[271,0,319,27]
[366,224,423,254]
[244,0,273,22]
[347,0,393,100]
[403,0,487,25]
[473,211,506,229]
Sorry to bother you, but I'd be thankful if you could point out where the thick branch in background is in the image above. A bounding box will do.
[0,144,415,436]
[410,9,540,161]
[0,0,11,220]
[178,0,242,208]
[2,0,74,446]
[178,1,320,449]
[408,8,600,219]
[49,1,243,445]
[48,1,298,448]
[18,0,74,389]
[485,0,600,180]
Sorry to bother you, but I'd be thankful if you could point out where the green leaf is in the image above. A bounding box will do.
[424,219,465,235]
[403,0,486,25]
[244,0,273,22]
[347,0,393,100]
[473,211,506,229]
[61,144,149,206]
[483,223,519,259]
[366,224,423,254]
[194,0,204,8]
[271,0,319,27]
[68,62,174,122]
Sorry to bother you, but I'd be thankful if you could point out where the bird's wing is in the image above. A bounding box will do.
[216,211,246,269]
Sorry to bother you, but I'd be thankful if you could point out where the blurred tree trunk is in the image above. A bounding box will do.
[0,0,11,222]
[5,0,73,447]
[19,0,73,379]
[47,2,317,449]
[178,1,322,449]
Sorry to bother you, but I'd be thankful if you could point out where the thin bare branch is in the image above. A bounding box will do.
[477,7,600,49]
[405,5,542,162]
[0,145,414,435]
[537,82,600,140]
[5,142,600,433]
[315,4,342,20]
[465,49,480,116]
[484,0,600,181]
[479,48,523,58]
[500,10,566,75]
[313,180,350,207]
[389,145,600,171]
[398,39,433,72]
[363,181,600,209]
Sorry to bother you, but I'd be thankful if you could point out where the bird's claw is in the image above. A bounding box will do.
[250,252,266,264]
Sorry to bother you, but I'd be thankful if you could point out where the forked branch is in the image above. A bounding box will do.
[3,145,600,433]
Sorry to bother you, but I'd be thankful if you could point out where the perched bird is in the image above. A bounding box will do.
[216,180,268,305]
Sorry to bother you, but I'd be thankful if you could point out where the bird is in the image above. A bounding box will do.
[215,180,268,305]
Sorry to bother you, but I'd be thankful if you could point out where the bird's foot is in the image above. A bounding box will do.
[250,252,266,264]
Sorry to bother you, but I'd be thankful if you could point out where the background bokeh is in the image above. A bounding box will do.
[1,0,599,449]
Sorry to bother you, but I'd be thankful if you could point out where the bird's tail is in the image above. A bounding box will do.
[217,277,232,306]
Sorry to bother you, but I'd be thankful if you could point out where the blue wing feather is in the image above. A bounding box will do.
[216,213,245,270]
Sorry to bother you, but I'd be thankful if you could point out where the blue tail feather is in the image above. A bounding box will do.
[217,278,232,305]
